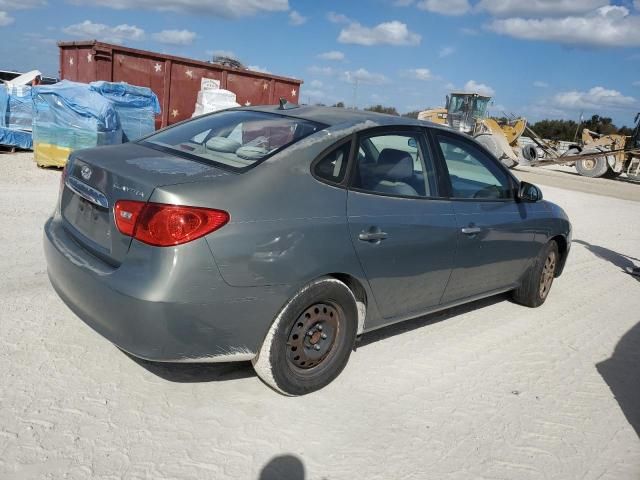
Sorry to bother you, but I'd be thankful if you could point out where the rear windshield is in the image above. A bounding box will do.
[140,110,324,171]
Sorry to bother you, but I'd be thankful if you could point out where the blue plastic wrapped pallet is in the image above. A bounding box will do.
[6,85,34,131]
[32,80,122,167]
[90,81,160,142]
[0,85,33,149]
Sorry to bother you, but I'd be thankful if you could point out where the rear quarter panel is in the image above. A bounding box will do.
[150,128,369,291]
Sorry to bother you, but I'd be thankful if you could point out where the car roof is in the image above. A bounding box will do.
[237,104,443,130]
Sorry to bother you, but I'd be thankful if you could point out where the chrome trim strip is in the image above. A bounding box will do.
[65,176,109,208]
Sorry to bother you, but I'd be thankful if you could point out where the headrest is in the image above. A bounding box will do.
[375,148,414,181]
[205,136,241,153]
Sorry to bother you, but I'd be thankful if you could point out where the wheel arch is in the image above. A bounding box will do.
[328,273,368,335]
[550,234,569,277]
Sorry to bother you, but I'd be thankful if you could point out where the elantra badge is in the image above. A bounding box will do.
[80,165,92,181]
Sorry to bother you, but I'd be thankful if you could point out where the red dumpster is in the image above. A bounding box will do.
[58,40,303,128]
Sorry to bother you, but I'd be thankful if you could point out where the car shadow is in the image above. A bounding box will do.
[124,351,255,383]
[573,239,640,281]
[358,294,508,348]
[596,321,640,438]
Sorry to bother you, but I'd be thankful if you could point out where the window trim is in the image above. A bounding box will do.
[428,128,520,202]
[310,136,355,188]
[346,126,446,200]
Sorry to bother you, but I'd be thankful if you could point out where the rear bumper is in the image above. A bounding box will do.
[44,215,291,362]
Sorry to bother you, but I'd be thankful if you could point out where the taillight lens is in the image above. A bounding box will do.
[114,200,229,247]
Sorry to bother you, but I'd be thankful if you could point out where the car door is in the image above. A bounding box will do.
[346,127,458,326]
[431,130,539,303]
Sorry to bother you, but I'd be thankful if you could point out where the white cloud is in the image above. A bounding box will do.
[460,27,479,35]
[464,80,495,96]
[63,20,144,44]
[342,68,389,85]
[417,0,470,15]
[439,46,455,57]
[289,10,307,26]
[318,50,345,61]
[309,79,323,88]
[69,0,288,18]
[405,68,433,80]
[247,65,270,73]
[327,11,350,23]
[636,0,640,10]
[308,65,336,76]
[552,86,637,109]
[489,6,640,47]
[477,0,609,17]
[338,20,421,46]
[533,80,549,88]
[0,0,45,9]
[152,29,196,45]
[0,10,13,25]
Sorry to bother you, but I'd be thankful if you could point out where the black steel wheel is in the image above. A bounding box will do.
[286,303,342,371]
[253,278,358,396]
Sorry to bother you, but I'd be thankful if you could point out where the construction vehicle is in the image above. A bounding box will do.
[418,92,527,168]
[522,112,640,181]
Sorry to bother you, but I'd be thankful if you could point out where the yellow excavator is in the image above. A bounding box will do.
[418,92,527,168]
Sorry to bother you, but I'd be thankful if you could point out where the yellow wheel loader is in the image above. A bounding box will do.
[418,92,527,168]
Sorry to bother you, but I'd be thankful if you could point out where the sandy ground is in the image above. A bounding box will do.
[1,152,639,480]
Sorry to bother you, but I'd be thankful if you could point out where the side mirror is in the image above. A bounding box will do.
[445,95,450,109]
[518,181,543,202]
[407,137,417,148]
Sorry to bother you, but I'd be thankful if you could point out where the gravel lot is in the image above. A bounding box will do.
[1,152,639,479]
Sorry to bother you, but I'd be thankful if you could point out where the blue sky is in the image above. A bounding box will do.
[1,0,639,126]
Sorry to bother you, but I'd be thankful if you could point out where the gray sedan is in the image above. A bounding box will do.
[44,105,571,395]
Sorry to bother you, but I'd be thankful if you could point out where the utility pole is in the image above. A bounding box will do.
[352,78,359,110]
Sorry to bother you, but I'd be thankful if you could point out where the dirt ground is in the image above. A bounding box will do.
[1,152,639,480]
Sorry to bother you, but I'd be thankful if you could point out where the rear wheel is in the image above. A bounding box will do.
[512,241,559,308]
[252,278,357,396]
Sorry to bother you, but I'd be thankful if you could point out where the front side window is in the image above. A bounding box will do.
[142,110,323,171]
[435,134,513,200]
[352,132,437,198]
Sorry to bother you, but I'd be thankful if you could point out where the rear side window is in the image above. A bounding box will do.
[313,142,351,184]
[142,110,323,171]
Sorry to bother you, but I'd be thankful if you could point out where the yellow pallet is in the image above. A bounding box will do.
[34,143,72,168]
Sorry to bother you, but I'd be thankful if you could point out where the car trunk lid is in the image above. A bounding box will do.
[60,142,230,265]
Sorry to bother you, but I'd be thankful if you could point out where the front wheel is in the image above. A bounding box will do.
[252,278,358,396]
[512,241,559,308]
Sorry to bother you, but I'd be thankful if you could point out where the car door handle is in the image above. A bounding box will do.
[461,227,482,235]
[358,230,388,242]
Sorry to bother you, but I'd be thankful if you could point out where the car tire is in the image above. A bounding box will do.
[512,240,559,308]
[252,277,358,396]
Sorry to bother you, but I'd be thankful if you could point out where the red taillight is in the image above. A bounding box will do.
[114,200,229,247]
[114,200,146,237]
